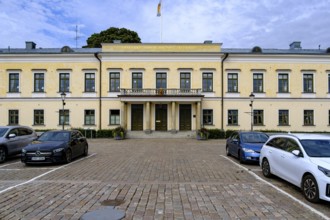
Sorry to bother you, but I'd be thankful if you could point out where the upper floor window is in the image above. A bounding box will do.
[34,73,44,92]
[202,72,213,92]
[253,110,264,126]
[278,73,289,93]
[9,110,19,125]
[278,110,289,126]
[156,72,167,89]
[132,72,142,89]
[59,73,70,92]
[84,110,95,125]
[85,73,95,92]
[203,109,213,125]
[228,73,238,92]
[34,109,44,125]
[253,73,263,93]
[9,73,19,93]
[180,72,191,89]
[304,110,314,126]
[303,74,313,93]
[228,109,238,125]
[110,72,120,92]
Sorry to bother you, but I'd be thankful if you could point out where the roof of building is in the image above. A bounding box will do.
[0,41,329,55]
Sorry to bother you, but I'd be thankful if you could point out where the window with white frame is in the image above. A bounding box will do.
[9,73,19,92]
[304,110,314,126]
[278,73,289,93]
[203,109,213,125]
[253,73,263,93]
[85,73,95,92]
[253,110,264,125]
[110,72,120,92]
[110,110,120,125]
[59,73,70,92]
[34,73,45,92]
[228,73,238,92]
[202,72,213,92]
[228,110,238,125]
[9,110,19,125]
[303,74,313,93]
[84,110,95,125]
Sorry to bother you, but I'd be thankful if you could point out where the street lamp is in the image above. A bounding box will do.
[60,92,66,130]
[249,92,255,131]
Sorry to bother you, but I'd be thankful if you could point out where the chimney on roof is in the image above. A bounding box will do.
[289,41,301,49]
[204,40,213,44]
[26,41,36,50]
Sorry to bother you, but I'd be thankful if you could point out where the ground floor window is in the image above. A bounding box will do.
[253,110,264,126]
[304,110,314,126]
[84,110,95,125]
[278,110,289,126]
[9,110,19,125]
[228,110,238,125]
[59,109,70,125]
[34,109,44,125]
[203,109,213,125]
[110,109,120,125]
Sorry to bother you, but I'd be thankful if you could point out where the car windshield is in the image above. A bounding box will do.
[0,128,9,137]
[300,139,330,157]
[241,133,268,143]
[38,132,70,142]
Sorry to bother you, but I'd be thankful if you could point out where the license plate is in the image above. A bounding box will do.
[31,157,45,161]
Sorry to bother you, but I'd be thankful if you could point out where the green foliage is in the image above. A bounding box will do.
[207,129,226,139]
[83,27,141,48]
[96,129,113,138]
[112,126,127,139]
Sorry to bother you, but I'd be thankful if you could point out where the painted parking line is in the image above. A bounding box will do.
[0,153,96,195]
[220,155,330,220]
[0,161,21,169]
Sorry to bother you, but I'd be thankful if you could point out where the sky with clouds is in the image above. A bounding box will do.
[0,0,329,49]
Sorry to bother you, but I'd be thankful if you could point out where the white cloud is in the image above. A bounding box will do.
[0,0,329,49]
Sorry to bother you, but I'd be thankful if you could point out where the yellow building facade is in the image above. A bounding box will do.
[0,41,330,134]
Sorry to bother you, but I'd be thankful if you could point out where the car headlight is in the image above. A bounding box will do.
[318,166,330,177]
[22,149,26,153]
[53,148,64,153]
[242,148,255,153]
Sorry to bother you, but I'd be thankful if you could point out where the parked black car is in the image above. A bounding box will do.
[21,130,88,164]
[0,126,37,163]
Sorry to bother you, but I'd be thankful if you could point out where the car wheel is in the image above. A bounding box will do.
[83,144,88,156]
[239,150,244,164]
[262,158,272,177]
[65,149,72,163]
[302,174,319,203]
[226,146,230,156]
[0,147,7,163]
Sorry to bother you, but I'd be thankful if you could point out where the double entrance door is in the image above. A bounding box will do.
[131,103,192,131]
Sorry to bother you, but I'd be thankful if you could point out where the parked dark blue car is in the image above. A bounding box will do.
[226,131,269,163]
[21,130,88,164]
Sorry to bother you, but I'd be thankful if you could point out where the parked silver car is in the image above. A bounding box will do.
[0,126,37,163]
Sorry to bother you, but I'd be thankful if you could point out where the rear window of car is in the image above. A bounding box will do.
[19,128,33,136]
[266,137,287,150]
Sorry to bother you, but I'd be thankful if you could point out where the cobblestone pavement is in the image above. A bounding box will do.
[0,139,329,220]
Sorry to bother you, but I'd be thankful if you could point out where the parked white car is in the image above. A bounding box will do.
[260,133,330,203]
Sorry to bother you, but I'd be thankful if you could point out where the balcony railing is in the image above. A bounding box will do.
[120,88,202,96]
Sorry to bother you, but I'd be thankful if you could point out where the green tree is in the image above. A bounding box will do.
[83,27,141,48]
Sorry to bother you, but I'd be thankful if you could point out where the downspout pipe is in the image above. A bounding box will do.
[221,53,229,130]
[94,53,102,130]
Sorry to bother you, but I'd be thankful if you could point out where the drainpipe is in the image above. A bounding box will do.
[221,53,229,130]
[94,53,102,130]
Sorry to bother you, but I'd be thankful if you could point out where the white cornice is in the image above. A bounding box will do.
[226,54,330,64]
[0,54,97,63]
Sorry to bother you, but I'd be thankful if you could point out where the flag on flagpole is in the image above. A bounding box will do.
[157,0,162,16]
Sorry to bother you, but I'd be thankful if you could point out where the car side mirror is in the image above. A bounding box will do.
[291,150,301,157]
[8,133,17,139]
